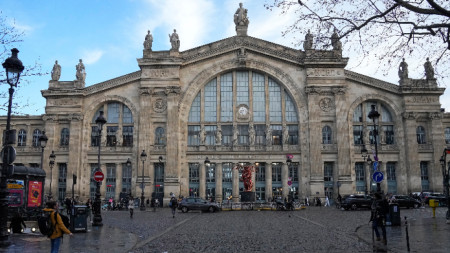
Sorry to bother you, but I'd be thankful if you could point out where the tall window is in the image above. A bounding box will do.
[155,127,165,145]
[91,126,99,146]
[255,124,266,145]
[32,129,42,147]
[206,164,215,183]
[355,163,366,193]
[222,163,232,183]
[58,163,67,203]
[288,164,298,182]
[123,126,133,147]
[272,125,282,145]
[204,79,217,122]
[387,162,397,194]
[256,163,265,182]
[324,163,333,182]
[285,91,298,122]
[17,129,26,146]
[107,103,120,123]
[353,125,363,145]
[155,163,164,184]
[122,163,132,193]
[252,73,265,122]
[322,126,332,144]
[269,79,282,122]
[189,163,199,195]
[420,161,429,191]
[188,126,200,146]
[189,94,201,122]
[238,125,249,145]
[106,126,118,146]
[384,125,394,145]
[236,71,249,106]
[445,127,450,144]
[352,101,394,145]
[272,163,281,182]
[221,73,233,122]
[222,125,232,146]
[60,128,70,146]
[106,164,116,199]
[417,126,426,144]
[90,164,98,200]
[205,126,216,145]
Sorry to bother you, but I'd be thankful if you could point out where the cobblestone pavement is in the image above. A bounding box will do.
[1,206,449,253]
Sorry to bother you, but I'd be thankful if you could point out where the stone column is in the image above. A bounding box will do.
[365,162,371,194]
[333,88,351,191]
[282,163,288,199]
[116,163,123,200]
[148,163,155,198]
[100,163,107,198]
[251,168,256,192]
[232,167,239,202]
[265,163,272,201]
[165,88,181,200]
[199,163,206,199]
[402,113,419,193]
[429,113,445,192]
[379,162,388,193]
[215,163,223,203]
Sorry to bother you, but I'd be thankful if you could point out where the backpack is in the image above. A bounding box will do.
[38,211,55,237]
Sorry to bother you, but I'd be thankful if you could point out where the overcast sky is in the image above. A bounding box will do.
[2,0,449,115]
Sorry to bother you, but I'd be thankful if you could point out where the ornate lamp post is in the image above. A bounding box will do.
[1,48,24,246]
[140,150,147,211]
[368,104,381,193]
[48,151,56,201]
[39,130,48,172]
[126,158,132,195]
[440,150,450,221]
[92,111,106,227]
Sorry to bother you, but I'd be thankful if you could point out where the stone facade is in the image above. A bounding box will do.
[2,17,450,206]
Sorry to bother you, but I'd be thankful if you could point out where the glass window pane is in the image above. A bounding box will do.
[288,125,298,145]
[155,127,165,145]
[123,126,133,147]
[60,128,70,146]
[107,126,118,146]
[189,93,201,122]
[107,103,120,124]
[285,91,298,122]
[205,125,217,146]
[188,125,200,146]
[353,104,362,122]
[272,125,282,145]
[123,105,133,123]
[445,127,450,144]
[381,104,392,122]
[252,73,265,122]
[221,73,233,122]
[204,79,217,122]
[238,125,249,145]
[269,78,282,122]
[353,125,363,145]
[222,163,232,183]
[255,124,266,145]
[32,129,42,147]
[236,71,249,106]
[18,129,27,147]
[222,125,233,146]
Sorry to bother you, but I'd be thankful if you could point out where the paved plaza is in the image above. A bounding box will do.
[1,206,449,252]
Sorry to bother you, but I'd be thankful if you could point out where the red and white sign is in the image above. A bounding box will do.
[94,171,104,182]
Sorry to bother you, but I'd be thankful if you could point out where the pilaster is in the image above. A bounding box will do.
[215,163,223,202]
[281,163,288,199]
[232,168,239,202]
[265,163,272,201]
[199,163,206,199]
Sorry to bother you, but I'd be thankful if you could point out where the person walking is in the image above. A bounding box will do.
[370,193,389,244]
[85,198,92,222]
[170,196,178,218]
[43,201,73,253]
[128,196,135,218]
[324,196,330,207]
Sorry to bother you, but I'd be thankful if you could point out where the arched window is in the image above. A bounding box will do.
[445,127,450,144]
[416,126,426,144]
[352,101,394,145]
[17,129,27,146]
[60,128,70,146]
[91,102,134,147]
[322,126,332,144]
[187,70,299,147]
[155,127,166,145]
[32,129,42,147]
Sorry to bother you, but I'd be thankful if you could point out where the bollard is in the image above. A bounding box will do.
[404,216,410,252]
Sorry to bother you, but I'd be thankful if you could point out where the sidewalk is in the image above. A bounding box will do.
[0,223,137,253]
[356,215,450,252]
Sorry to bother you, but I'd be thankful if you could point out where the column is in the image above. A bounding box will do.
[402,114,419,193]
[215,163,223,203]
[148,163,155,199]
[116,163,123,200]
[282,163,288,199]
[100,164,107,198]
[265,163,272,202]
[232,167,239,203]
[380,162,388,193]
[365,162,371,194]
[199,163,206,199]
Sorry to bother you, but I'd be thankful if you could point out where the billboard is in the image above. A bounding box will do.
[27,181,42,207]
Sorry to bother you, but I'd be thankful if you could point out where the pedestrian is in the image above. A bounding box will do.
[370,193,388,244]
[305,197,309,206]
[169,196,178,218]
[43,201,73,253]
[324,196,330,207]
[85,198,92,221]
[128,196,135,218]
[10,212,26,233]
[64,197,72,215]
[146,198,150,207]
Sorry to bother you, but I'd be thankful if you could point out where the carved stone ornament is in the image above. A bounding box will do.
[140,88,153,96]
[428,112,441,120]
[319,97,333,112]
[402,112,416,120]
[165,86,181,95]
[236,104,250,120]
[153,98,167,113]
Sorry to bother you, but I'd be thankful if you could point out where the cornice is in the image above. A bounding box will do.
[345,70,400,94]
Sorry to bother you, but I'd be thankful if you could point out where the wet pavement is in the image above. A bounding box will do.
[0,206,448,252]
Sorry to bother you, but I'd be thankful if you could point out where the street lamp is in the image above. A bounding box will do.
[440,150,450,221]
[126,158,132,195]
[1,48,24,247]
[93,111,106,227]
[39,130,48,171]
[140,150,147,211]
[204,157,211,199]
[368,104,381,193]
[48,151,56,201]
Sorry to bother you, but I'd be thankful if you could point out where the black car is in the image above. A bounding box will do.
[392,195,421,208]
[177,197,221,213]
[341,194,373,210]
[424,193,447,206]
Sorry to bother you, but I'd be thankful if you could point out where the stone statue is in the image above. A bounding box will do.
[379,128,386,144]
[75,59,86,82]
[249,123,255,146]
[331,29,342,51]
[143,30,153,50]
[424,57,435,80]
[199,127,206,145]
[232,125,238,146]
[398,58,408,80]
[234,2,249,26]
[304,30,313,50]
[265,125,272,146]
[51,60,61,81]
[283,125,289,145]
[215,125,222,145]
[363,128,370,145]
[169,29,180,51]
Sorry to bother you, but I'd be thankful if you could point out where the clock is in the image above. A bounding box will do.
[238,106,248,116]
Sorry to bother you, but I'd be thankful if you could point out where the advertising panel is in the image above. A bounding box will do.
[7,189,23,207]
[27,181,42,207]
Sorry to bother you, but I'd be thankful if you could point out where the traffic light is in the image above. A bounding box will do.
[73,174,77,185]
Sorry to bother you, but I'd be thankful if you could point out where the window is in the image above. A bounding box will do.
[204,79,217,122]
[420,161,429,191]
[353,125,363,145]
[269,79,282,122]
[355,163,366,193]
[417,126,426,144]
[106,164,116,199]
[205,126,216,146]
[155,127,165,145]
[106,126,118,146]
[445,127,450,144]
[353,104,363,122]
[123,126,133,147]
[238,125,249,145]
[91,126,99,146]
[189,163,199,183]
[256,163,265,182]
[123,105,133,123]
[32,129,42,147]
[236,71,249,106]
[107,103,120,124]
[90,164,98,200]
[122,162,132,193]
[272,163,281,182]
[188,125,200,146]
[252,73,265,122]
[324,162,333,182]
[272,125,282,145]
[155,163,164,183]
[255,124,266,145]
[322,126,332,144]
[222,125,232,146]
[206,164,215,183]
[288,163,298,182]
[287,125,298,145]
[222,163,232,183]
[221,73,233,122]
[189,93,201,122]
[58,163,67,203]
[60,128,70,146]
[387,162,397,194]
[285,91,298,122]
[384,125,394,144]
[17,129,26,146]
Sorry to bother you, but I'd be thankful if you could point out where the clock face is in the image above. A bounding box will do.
[238,106,248,116]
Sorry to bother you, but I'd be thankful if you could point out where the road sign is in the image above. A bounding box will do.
[94,171,104,182]
[1,145,16,165]
[372,161,378,171]
[373,171,384,183]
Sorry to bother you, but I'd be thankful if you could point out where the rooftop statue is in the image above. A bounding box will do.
[169,29,180,51]
[51,60,61,81]
[234,2,249,26]
[398,58,408,80]
[331,29,342,51]
[424,57,435,80]
[75,59,86,82]
[304,30,313,50]
[143,30,153,50]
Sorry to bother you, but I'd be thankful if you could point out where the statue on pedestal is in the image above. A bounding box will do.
[143,30,153,50]
[249,123,255,146]
[169,29,180,51]
[75,59,86,82]
[304,30,313,50]
[215,125,222,145]
[234,2,249,26]
[331,29,342,51]
[398,58,408,80]
[424,57,435,80]
[51,60,61,81]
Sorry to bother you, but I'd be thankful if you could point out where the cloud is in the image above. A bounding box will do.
[81,49,104,64]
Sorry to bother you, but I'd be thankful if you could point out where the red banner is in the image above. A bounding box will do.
[27,181,42,207]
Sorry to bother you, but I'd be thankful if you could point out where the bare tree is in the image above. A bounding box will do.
[265,0,450,79]
[0,12,47,114]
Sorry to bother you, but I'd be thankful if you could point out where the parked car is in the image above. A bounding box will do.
[392,195,421,209]
[341,194,373,210]
[423,193,447,206]
[178,197,221,213]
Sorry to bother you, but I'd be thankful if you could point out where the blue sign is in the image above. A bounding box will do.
[373,171,384,183]
[372,161,378,171]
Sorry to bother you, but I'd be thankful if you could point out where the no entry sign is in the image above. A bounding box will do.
[94,171,104,182]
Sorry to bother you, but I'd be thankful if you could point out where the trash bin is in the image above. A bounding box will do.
[70,205,88,232]
[389,203,401,226]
